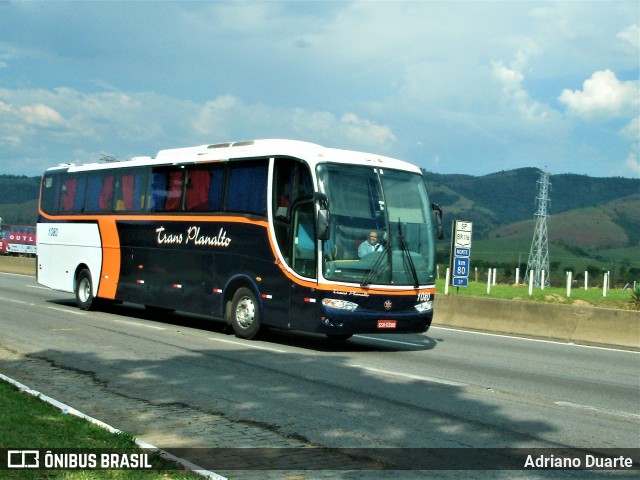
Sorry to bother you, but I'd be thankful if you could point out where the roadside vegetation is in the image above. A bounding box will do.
[0,381,201,479]
[435,278,638,310]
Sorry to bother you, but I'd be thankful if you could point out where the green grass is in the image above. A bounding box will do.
[435,278,637,310]
[0,381,201,479]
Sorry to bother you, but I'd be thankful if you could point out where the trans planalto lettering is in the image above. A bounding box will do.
[156,226,231,247]
[524,454,633,468]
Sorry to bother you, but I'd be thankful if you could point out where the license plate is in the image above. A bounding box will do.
[377,320,397,329]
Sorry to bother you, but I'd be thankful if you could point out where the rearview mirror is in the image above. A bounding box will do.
[316,208,330,241]
[432,203,444,240]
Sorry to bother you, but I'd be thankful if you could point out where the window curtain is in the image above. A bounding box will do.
[185,169,210,211]
[225,164,267,215]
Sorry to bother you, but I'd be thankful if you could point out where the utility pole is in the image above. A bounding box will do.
[525,170,551,288]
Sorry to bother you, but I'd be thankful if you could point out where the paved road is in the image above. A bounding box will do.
[0,272,638,479]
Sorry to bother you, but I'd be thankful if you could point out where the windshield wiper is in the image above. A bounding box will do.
[360,242,389,288]
[398,220,419,288]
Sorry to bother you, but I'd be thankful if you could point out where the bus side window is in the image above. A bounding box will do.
[225,161,267,215]
[291,202,316,278]
[185,169,211,211]
[113,171,146,212]
[74,176,87,212]
[61,178,77,212]
[164,170,184,212]
[40,175,61,214]
[99,175,115,211]
[151,172,168,211]
[208,167,224,211]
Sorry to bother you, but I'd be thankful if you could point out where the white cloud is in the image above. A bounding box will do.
[192,94,396,149]
[617,24,640,48]
[491,52,551,122]
[19,103,64,127]
[558,69,639,119]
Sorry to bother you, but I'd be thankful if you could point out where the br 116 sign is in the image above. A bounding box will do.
[450,221,472,287]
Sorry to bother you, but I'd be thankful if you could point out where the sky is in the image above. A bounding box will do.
[0,1,638,179]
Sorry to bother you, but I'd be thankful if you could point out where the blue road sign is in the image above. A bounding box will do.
[455,247,470,257]
[452,277,468,287]
[453,257,470,277]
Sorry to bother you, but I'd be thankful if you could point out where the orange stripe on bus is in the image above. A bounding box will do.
[97,218,121,299]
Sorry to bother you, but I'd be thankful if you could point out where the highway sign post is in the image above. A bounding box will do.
[450,221,473,288]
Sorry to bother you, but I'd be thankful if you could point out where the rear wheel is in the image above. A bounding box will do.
[230,287,263,339]
[75,269,98,311]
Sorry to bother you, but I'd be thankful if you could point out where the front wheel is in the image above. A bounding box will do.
[75,269,98,311]
[230,287,264,339]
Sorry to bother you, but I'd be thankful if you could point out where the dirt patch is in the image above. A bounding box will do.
[0,256,35,276]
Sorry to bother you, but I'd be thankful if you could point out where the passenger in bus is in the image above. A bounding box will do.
[358,231,381,258]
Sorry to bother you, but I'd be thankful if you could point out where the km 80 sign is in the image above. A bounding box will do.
[450,221,473,287]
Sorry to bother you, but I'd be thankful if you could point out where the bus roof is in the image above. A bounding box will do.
[45,139,421,174]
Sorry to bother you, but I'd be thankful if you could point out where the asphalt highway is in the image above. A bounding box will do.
[1,272,638,477]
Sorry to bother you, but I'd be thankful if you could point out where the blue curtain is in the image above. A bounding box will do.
[225,163,267,215]
[74,176,87,212]
[208,168,224,211]
[151,172,168,211]
[86,176,103,211]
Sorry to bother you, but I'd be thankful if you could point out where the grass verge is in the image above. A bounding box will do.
[0,380,202,479]
[435,279,637,310]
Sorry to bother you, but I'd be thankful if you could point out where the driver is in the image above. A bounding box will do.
[358,231,381,258]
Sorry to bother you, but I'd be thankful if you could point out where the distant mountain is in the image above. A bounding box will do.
[0,175,41,225]
[423,167,640,250]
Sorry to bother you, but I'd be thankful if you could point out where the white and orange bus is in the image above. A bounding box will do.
[37,139,442,340]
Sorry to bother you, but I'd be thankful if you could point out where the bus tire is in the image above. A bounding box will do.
[76,269,98,311]
[230,287,263,339]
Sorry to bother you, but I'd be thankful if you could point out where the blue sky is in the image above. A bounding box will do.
[1,1,638,178]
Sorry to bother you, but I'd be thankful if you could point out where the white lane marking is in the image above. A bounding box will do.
[355,335,425,347]
[0,272,32,277]
[554,401,640,421]
[0,297,28,304]
[112,319,166,330]
[209,337,286,353]
[26,284,51,290]
[350,364,467,387]
[430,326,640,354]
[47,306,86,315]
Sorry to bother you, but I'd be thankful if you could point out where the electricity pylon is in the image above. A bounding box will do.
[525,170,551,288]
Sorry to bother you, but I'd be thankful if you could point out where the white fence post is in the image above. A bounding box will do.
[541,270,545,290]
[584,271,588,290]
[445,267,450,295]
[515,267,520,285]
[603,272,608,297]
[566,271,572,297]
[487,269,492,294]
[529,269,534,296]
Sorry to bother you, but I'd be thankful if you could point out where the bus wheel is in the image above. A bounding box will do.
[230,287,263,339]
[76,269,97,311]
[326,333,353,341]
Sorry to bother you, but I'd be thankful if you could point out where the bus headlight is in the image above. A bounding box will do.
[322,298,359,311]
[414,301,433,313]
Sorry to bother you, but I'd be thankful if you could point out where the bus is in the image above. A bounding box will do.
[37,139,443,340]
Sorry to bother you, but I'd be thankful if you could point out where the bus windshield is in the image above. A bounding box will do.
[317,163,436,287]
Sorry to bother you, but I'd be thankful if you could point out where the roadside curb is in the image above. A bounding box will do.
[0,372,226,480]
[433,295,640,350]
